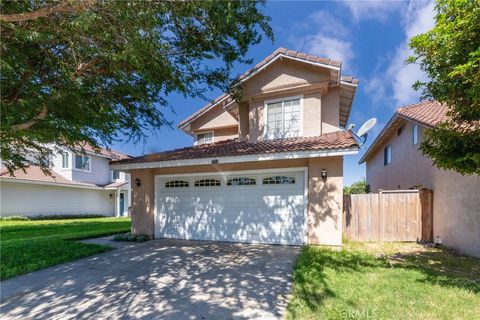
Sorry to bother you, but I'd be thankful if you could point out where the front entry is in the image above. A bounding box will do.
[155,169,307,245]
[119,192,125,216]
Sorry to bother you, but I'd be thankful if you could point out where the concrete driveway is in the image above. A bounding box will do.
[0,238,300,320]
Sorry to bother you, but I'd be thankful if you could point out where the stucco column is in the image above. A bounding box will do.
[238,102,250,141]
[307,156,344,245]
[130,169,155,237]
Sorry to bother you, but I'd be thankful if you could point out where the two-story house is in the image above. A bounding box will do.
[111,48,360,246]
[359,101,480,257]
[0,144,132,217]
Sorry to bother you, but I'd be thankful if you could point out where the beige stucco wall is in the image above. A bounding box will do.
[190,104,238,132]
[248,88,341,141]
[308,157,343,246]
[243,58,330,96]
[128,156,344,246]
[366,121,480,257]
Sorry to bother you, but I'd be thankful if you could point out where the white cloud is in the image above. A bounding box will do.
[305,35,354,68]
[292,10,355,71]
[341,0,405,23]
[386,1,436,106]
[363,0,436,107]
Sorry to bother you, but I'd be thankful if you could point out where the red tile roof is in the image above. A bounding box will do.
[397,100,448,127]
[76,143,131,160]
[178,47,355,129]
[359,100,449,163]
[0,166,100,188]
[112,131,359,165]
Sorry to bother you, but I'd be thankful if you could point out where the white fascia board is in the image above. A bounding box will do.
[0,178,105,190]
[111,147,359,170]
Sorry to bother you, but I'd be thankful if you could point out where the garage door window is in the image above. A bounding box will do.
[165,180,189,188]
[227,177,256,186]
[263,176,296,185]
[194,179,221,187]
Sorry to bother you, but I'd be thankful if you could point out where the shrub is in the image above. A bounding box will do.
[0,215,30,221]
[113,232,150,242]
[0,214,110,221]
[344,179,370,194]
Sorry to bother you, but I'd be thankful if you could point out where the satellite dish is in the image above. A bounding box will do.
[346,123,355,131]
[353,118,377,146]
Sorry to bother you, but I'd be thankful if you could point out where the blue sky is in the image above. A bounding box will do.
[112,0,436,186]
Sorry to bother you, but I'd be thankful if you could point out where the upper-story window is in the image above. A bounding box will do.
[61,152,69,169]
[412,125,419,145]
[112,170,120,180]
[195,132,213,145]
[74,154,91,171]
[384,145,392,166]
[265,97,301,139]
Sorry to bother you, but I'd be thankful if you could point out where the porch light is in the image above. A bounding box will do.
[321,169,327,182]
[135,178,142,187]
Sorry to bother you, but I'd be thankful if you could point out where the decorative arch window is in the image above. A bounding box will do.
[194,179,221,187]
[165,180,189,188]
[227,177,256,186]
[263,176,296,185]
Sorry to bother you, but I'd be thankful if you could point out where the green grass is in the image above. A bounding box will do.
[0,217,131,280]
[287,242,480,320]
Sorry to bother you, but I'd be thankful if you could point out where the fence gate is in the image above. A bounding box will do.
[343,189,433,242]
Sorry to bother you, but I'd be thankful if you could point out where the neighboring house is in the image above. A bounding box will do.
[111,48,360,246]
[360,101,480,257]
[0,145,132,217]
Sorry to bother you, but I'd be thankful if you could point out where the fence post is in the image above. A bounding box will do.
[343,194,352,240]
[419,188,433,242]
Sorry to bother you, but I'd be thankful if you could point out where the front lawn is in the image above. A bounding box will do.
[0,217,131,280]
[287,242,480,320]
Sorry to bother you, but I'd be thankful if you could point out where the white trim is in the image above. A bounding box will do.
[194,130,214,145]
[155,167,307,179]
[73,154,92,172]
[0,178,105,190]
[303,168,309,244]
[264,95,304,140]
[111,147,358,170]
[340,80,358,88]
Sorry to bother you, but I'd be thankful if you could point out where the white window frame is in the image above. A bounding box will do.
[112,170,121,180]
[194,131,214,145]
[73,154,91,172]
[412,124,419,146]
[384,145,392,166]
[264,95,303,140]
[61,152,70,169]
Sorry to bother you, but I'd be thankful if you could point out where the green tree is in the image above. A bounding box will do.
[0,0,272,172]
[344,179,369,195]
[408,0,480,175]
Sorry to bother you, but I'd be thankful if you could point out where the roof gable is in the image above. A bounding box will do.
[179,48,358,130]
[359,100,448,163]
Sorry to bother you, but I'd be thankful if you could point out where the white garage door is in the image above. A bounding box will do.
[155,169,307,245]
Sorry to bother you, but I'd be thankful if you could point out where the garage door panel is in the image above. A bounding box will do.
[156,170,306,245]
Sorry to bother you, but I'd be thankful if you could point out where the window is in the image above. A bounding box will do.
[165,180,189,188]
[61,152,69,168]
[194,179,221,187]
[112,170,120,180]
[266,97,301,139]
[413,125,419,145]
[263,176,296,185]
[384,145,392,166]
[397,125,404,136]
[227,177,256,186]
[196,132,213,145]
[74,154,90,171]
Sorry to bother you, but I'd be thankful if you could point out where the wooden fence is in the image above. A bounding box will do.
[343,189,433,242]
